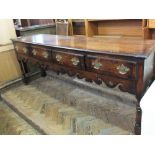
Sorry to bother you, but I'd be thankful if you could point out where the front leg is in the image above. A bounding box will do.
[134,104,142,135]
[40,65,47,77]
[19,59,29,84]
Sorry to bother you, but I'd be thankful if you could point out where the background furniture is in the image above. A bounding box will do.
[69,19,149,39]
[15,24,56,37]
[14,19,55,27]
[68,19,86,36]
[14,19,155,39]
[146,19,155,39]
[14,19,56,37]
[56,22,69,35]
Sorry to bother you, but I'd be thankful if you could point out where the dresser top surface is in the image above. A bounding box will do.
[12,34,155,58]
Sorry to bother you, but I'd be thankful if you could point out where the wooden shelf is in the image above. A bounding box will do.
[86,19,146,38]
[87,19,104,22]
[92,35,143,39]
[69,19,151,39]
[69,19,86,35]
[72,19,85,23]
[87,19,128,22]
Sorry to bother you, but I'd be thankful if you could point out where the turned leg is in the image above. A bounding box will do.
[0,94,2,100]
[134,104,142,135]
[40,65,46,77]
[19,59,29,84]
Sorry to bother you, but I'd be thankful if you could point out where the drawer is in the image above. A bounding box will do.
[52,50,85,70]
[30,45,51,61]
[99,74,136,94]
[86,55,137,80]
[71,69,136,95]
[14,43,29,55]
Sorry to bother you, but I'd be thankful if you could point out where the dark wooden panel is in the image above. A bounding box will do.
[14,43,29,56]
[52,50,85,70]
[30,45,51,62]
[46,62,136,94]
[86,55,137,80]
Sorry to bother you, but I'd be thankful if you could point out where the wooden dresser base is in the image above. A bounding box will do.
[12,34,155,135]
[19,60,141,135]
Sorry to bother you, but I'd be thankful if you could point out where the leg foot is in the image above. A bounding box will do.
[40,67,46,77]
[22,74,29,85]
[134,105,142,135]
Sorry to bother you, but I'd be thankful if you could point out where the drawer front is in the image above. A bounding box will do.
[66,69,136,95]
[52,50,85,70]
[14,43,29,55]
[30,45,51,61]
[86,55,137,80]
[99,75,136,94]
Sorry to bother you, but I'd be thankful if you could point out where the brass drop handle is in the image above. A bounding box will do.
[23,47,28,54]
[42,51,49,59]
[32,49,37,56]
[116,64,130,75]
[71,57,80,66]
[56,54,62,62]
[92,61,102,70]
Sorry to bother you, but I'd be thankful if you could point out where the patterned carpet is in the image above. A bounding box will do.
[0,71,137,135]
[0,100,40,135]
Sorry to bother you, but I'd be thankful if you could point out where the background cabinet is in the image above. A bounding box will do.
[69,19,151,39]
[13,19,155,39]
[148,19,155,28]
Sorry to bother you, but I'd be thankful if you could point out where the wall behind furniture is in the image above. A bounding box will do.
[0,19,21,85]
[0,19,16,45]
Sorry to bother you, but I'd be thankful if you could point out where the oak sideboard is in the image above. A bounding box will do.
[12,34,155,135]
